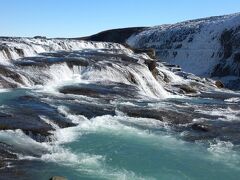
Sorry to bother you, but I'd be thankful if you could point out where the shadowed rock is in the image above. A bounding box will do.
[0,65,25,88]
[59,82,138,100]
[49,176,67,180]
[0,95,75,142]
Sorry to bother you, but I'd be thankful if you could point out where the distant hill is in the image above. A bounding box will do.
[76,27,147,44]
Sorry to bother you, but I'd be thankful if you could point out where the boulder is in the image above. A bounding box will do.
[215,80,224,88]
[177,84,197,94]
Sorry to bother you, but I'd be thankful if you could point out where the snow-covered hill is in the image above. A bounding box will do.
[127,13,240,89]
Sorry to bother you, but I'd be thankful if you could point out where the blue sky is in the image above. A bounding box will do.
[1,0,240,37]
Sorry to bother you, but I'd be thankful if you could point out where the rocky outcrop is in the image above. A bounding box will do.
[212,26,240,77]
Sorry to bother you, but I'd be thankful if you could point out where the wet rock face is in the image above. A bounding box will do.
[185,120,240,144]
[59,82,138,100]
[223,26,240,56]
[0,143,18,161]
[144,58,156,71]
[119,107,193,124]
[207,26,240,78]
[212,26,240,76]
[175,84,197,94]
[0,94,75,142]
[220,29,234,59]
[224,78,240,90]
[0,66,25,88]
[211,63,231,77]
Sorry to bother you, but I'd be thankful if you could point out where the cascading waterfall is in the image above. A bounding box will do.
[0,38,173,98]
[0,38,239,180]
[0,37,129,63]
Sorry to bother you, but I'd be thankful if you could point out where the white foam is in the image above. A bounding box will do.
[157,66,183,83]
[56,107,240,170]
[25,63,84,93]
[0,127,147,179]
[225,97,240,103]
[56,107,184,150]
[195,106,240,121]
[208,140,234,154]
[0,38,130,64]
[80,63,170,99]
[0,129,48,155]
[207,139,240,168]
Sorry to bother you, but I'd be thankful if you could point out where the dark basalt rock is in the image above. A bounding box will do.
[59,100,115,119]
[0,65,25,88]
[212,26,240,78]
[0,95,75,142]
[0,143,18,160]
[49,176,68,180]
[224,78,240,90]
[151,68,160,79]
[0,46,12,59]
[211,63,231,77]
[191,123,210,132]
[118,105,193,124]
[215,80,224,88]
[128,72,137,84]
[59,82,138,100]
[234,52,240,62]
[198,91,240,100]
[156,70,171,83]
[15,56,89,68]
[60,86,103,98]
[0,143,18,171]
[220,29,234,59]
[14,47,24,57]
[174,84,197,94]
[184,120,240,144]
[144,59,157,71]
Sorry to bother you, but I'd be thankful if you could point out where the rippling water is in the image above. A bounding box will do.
[0,87,240,180]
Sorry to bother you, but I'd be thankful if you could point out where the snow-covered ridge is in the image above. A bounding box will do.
[0,37,132,64]
[127,13,240,89]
